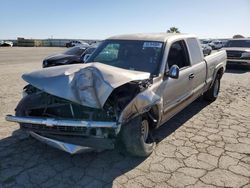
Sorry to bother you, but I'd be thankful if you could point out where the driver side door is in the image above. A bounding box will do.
[161,40,194,123]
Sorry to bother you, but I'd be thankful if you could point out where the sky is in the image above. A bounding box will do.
[0,0,250,39]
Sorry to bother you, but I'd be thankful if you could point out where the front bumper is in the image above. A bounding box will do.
[6,115,117,128]
[6,115,118,154]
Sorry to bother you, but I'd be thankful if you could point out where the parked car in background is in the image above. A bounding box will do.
[201,40,223,50]
[65,40,89,48]
[43,44,97,68]
[201,43,212,56]
[201,39,211,45]
[221,40,229,47]
[0,41,13,47]
[223,39,250,67]
[211,40,223,49]
[6,33,226,157]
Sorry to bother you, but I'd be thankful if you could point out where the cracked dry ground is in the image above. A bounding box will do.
[0,51,250,187]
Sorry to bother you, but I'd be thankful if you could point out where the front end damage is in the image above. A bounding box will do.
[6,63,161,154]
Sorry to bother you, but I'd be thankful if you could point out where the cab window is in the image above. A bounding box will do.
[167,40,190,69]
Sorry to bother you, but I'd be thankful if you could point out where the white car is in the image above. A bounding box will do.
[0,41,13,47]
[66,40,89,48]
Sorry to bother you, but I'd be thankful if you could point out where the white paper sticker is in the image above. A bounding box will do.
[143,42,162,48]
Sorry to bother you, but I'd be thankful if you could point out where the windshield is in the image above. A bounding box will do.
[86,40,164,76]
[225,40,250,48]
[63,46,87,56]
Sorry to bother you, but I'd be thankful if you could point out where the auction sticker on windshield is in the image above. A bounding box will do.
[143,42,162,48]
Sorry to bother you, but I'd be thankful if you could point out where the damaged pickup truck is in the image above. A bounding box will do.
[6,33,227,157]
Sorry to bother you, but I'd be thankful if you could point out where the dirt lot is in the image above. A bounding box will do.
[0,47,250,188]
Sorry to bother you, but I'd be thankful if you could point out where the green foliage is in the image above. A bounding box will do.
[233,34,244,39]
[167,27,180,33]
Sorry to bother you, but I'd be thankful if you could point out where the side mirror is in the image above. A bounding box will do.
[83,54,91,62]
[167,65,180,79]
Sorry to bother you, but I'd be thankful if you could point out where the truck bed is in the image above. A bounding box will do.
[204,50,227,85]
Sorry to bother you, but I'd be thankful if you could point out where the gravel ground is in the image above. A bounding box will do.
[0,47,249,188]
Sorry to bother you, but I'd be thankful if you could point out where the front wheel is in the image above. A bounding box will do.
[119,116,155,157]
[204,75,220,102]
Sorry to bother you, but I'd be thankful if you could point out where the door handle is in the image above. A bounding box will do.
[189,73,194,80]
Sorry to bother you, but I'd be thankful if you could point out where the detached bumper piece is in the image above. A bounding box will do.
[30,131,93,154]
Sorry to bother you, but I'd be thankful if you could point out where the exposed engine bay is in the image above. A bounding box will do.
[18,78,151,138]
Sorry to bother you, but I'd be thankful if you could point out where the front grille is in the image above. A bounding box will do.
[227,61,249,65]
[226,50,244,59]
[21,123,88,136]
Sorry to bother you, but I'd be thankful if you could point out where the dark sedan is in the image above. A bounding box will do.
[43,45,97,68]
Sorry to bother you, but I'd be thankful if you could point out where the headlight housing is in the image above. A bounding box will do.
[22,90,28,98]
[43,60,48,68]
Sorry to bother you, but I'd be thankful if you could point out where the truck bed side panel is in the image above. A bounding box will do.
[204,50,227,87]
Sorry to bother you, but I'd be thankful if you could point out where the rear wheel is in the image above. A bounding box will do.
[119,116,155,157]
[204,75,220,102]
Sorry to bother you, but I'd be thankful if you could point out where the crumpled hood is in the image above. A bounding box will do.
[22,63,150,109]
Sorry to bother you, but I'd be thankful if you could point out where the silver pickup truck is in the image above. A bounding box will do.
[223,39,250,67]
[6,33,227,157]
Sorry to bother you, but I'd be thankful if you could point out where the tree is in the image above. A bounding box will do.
[233,34,244,39]
[167,27,180,33]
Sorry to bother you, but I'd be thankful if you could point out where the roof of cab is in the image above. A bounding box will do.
[107,33,196,42]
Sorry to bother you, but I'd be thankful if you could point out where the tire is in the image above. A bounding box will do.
[204,74,220,102]
[119,116,155,157]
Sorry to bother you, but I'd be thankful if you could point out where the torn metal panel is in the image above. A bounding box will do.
[118,89,162,123]
[30,131,93,154]
[22,62,150,108]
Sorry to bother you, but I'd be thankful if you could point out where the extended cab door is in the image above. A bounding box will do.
[161,40,194,123]
[186,38,207,97]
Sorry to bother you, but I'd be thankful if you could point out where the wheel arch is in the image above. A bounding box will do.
[216,67,224,80]
[118,100,163,130]
[146,104,161,129]
[209,66,224,89]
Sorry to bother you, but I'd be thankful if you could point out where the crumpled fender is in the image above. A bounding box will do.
[118,89,163,123]
[22,62,150,109]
